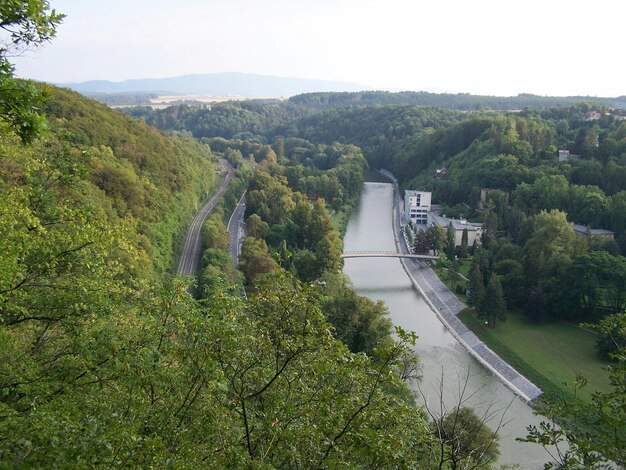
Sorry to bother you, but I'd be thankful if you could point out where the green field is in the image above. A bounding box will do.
[458,309,612,402]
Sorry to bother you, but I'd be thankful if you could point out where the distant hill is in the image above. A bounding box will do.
[56,72,369,97]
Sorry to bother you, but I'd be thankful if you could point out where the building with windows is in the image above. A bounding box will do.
[429,214,483,247]
[404,190,431,225]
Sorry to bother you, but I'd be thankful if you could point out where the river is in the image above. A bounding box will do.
[342,182,550,468]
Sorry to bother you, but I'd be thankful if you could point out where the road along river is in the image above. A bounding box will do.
[342,182,551,468]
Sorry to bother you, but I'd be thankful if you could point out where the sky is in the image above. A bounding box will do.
[11,0,626,97]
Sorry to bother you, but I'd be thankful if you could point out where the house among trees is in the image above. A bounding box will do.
[478,188,509,210]
[429,214,483,247]
[558,149,580,162]
[403,190,431,225]
[584,110,601,121]
[571,223,615,240]
[435,167,448,178]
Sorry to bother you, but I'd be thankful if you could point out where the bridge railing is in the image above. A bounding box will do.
[341,251,439,260]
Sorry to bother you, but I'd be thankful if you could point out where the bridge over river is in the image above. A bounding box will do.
[341,251,439,260]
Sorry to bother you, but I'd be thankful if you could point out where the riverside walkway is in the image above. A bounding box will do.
[379,169,542,402]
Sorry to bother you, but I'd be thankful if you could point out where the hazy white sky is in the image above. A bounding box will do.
[12,0,626,97]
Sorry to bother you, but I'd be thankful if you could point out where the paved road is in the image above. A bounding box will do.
[177,159,234,276]
[227,192,246,268]
[379,169,542,402]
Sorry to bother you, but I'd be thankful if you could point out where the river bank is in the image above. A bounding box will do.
[379,169,542,402]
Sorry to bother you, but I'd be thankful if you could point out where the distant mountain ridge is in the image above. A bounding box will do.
[57,72,369,97]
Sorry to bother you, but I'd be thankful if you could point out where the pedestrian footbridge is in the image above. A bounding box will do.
[341,251,439,260]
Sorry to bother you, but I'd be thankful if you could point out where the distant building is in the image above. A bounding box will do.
[404,190,431,225]
[429,214,483,247]
[571,224,614,240]
[435,167,448,178]
[584,111,601,121]
[558,150,580,162]
[478,188,509,210]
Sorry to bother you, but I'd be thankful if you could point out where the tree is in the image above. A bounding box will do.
[238,236,277,285]
[588,312,626,360]
[428,225,447,255]
[481,200,498,250]
[216,272,433,468]
[414,228,430,254]
[0,0,64,142]
[437,407,501,468]
[524,287,548,322]
[524,210,577,282]
[445,222,456,259]
[320,272,393,356]
[459,228,469,258]
[468,264,485,308]
[446,259,463,291]
[493,258,526,308]
[419,368,506,470]
[568,251,626,320]
[201,216,228,251]
[246,213,269,239]
[479,275,507,328]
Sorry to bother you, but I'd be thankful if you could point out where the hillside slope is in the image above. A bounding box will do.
[42,86,218,273]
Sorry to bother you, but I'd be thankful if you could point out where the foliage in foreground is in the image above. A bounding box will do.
[520,354,626,469]
[0,268,437,468]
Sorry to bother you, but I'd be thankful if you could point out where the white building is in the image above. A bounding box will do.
[404,190,431,225]
[429,213,483,247]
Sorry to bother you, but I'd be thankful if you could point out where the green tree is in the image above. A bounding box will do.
[524,286,548,322]
[459,227,469,258]
[468,264,485,308]
[0,0,64,142]
[201,216,228,251]
[413,228,430,254]
[433,407,501,469]
[493,258,526,308]
[320,272,393,356]
[481,200,498,250]
[239,236,278,285]
[524,209,577,282]
[215,272,432,468]
[445,222,456,259]
[479,275,507,328]
[446,259,462,291]
[246,213,269,239]
[428,225,447,255]
[588,312,626,360]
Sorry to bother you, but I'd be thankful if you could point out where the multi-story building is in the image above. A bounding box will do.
[404,190,431,225]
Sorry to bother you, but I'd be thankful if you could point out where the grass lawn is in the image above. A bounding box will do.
[459,308,612,402]
[457,258,472,278]
[432,260,471,302]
